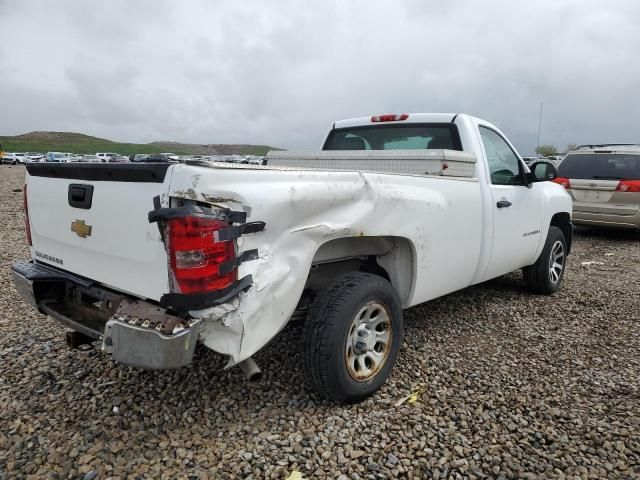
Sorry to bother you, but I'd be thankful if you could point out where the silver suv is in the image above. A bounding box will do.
[555,144,640,230]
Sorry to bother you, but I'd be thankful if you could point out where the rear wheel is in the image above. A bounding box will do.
[522,226,567,294]
[303,272,403,403]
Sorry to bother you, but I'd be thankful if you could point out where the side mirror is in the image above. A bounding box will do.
[530,161,558,182]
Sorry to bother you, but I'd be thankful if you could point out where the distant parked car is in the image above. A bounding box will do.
[206,155,228,163]
[3,152,28,164]
[241,155,266,165]
[96,152,119,162]
[77,154,101,163]
[132,154,150,162]
[160,152,180,161]
[140,153,172,162]
[26,152,45,162]
[554,144,640,230]
[46,152,71,162]
[2,152,17,164]
[108,155,130,163]
[522,156,543,166]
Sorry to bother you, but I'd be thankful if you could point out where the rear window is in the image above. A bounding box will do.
[323,124,462,151]
[559,153,640,180]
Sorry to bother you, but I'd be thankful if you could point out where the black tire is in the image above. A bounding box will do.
[522,226,567,294]
[303,272,403,403]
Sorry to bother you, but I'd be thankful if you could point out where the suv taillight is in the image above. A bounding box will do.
[23,185,32,246]
[616,180,640,193]
[552,177,571,189]
[166,216,236,294]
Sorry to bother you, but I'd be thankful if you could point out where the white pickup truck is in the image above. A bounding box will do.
[13,113,572,402]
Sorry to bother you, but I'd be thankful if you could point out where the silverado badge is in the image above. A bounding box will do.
[71,219,92,238]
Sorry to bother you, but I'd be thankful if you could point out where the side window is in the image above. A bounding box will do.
[479,126,523,185]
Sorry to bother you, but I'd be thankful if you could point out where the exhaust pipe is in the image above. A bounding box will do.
[238,357,262,382]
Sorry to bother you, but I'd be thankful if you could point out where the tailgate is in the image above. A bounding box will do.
[568,179,618,203]
[570,179,640,216]
[25,163,174,301]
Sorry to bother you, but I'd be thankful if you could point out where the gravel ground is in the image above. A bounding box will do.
[0,165,638,480]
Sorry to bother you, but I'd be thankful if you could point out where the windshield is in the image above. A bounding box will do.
[323,124,462,151]
[558,153,640,180]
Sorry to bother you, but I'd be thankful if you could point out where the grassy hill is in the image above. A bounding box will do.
[0,131,278,156]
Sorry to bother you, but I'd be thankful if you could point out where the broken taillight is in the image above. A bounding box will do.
[165,216,236,294]
[23,184,32,246]
[371,113,409,122]
[615,180,640,193]
[552,177,571,189]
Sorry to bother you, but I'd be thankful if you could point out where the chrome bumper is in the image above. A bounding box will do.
[102,318,199,369]
[572,211,640,230]
[12,268,38,308]
[11,260,199,369]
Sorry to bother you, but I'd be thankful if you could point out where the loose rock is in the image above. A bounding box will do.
[0,166,638,479]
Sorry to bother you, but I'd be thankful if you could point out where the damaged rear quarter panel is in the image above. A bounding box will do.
[168,164,483,365]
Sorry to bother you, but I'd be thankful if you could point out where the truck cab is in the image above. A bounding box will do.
[320,113,572,282]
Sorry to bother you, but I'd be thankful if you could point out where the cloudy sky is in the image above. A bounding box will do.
[1,0,639,154]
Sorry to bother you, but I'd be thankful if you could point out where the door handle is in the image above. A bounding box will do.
[496,199,512,209]
[68,184,94,209]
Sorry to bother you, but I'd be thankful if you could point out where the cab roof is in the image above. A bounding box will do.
[334,113,459,129]
[572,144,640,155]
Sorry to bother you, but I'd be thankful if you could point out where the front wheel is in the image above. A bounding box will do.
[303,272,403,403]
[522,226,567,294]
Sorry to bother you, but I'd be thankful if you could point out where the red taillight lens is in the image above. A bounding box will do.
[23,184,32,246]
[552,177,571,189]
[616,180,640,193]
[166,216,236,294]
[371,113,409,122]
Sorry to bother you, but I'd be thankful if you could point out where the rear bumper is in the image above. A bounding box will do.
[12,267,38,308]
[11,260,199,369]
[573,209,640,230]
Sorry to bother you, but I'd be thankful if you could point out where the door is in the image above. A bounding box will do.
[479,126,544,280]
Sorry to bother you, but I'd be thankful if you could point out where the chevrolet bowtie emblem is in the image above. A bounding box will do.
[71,219,92,238]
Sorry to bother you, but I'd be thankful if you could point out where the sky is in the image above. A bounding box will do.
[1,0,639,154]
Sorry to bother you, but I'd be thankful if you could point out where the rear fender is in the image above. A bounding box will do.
[309,236,416,306]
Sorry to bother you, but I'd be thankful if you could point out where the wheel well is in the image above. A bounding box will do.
[550,212,572,253]
[307,236,415,306]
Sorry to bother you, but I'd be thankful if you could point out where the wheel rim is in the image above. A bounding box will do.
[548,240,565,284]
[345,301,392,382]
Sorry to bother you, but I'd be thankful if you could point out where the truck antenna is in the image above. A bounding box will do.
[536,101,543,155]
